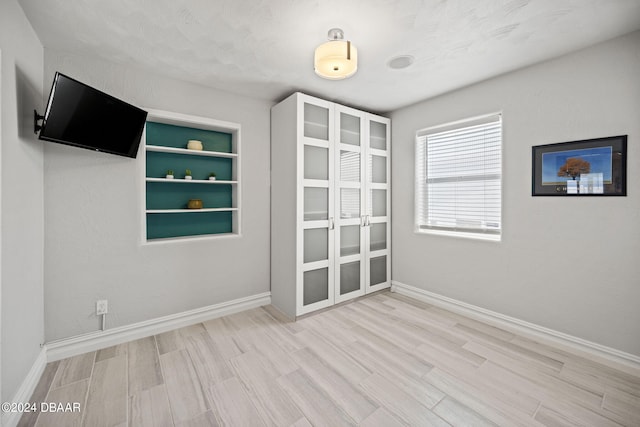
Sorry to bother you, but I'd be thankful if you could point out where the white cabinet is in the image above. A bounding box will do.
[271,93,390,318]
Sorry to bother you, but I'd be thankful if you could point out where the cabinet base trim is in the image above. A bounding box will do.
[391,281,640,373]
[45,292,270,362]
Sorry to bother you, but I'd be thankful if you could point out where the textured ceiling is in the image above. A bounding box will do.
[18,0,640,113]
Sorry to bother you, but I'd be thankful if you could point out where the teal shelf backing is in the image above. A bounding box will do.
[146,182,232,210]
[145,118,238,240]
[146,122,233,153]
[146,151,233,181]
[147,211,233,239]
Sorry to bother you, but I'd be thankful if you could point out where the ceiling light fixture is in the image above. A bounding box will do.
[314,28,358,80]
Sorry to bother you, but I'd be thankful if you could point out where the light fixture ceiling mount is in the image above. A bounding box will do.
[314,28,358,80]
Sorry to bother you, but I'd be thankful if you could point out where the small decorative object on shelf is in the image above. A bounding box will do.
[184,169,192,180]
[187,199,203,209]
[209,172,217,181]
[187,139,203,150]
[166,169,174,179]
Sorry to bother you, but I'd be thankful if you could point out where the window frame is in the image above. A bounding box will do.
[414,113,503,242]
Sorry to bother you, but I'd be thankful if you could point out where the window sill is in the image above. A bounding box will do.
[415,228,501,242]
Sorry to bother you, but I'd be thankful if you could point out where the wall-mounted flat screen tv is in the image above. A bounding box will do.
[38,72,147,158]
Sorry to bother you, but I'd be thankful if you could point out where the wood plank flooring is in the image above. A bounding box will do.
[20,291,640,426]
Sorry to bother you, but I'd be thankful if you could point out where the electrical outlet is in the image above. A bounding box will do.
[96,299,108,315]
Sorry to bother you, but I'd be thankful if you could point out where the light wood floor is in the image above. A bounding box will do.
[20,291,640,426]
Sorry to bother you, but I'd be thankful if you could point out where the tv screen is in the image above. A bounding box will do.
[38,72,147,158]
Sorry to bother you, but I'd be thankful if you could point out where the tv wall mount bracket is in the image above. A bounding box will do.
[34,109,45,134]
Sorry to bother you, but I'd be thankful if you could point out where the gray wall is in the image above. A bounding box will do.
[43,50,271,341]
[391,31,640,357]
[0,0,44,402]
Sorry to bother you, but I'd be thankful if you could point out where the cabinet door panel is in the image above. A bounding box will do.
[370,255,387,286]
[340,225,360,257]
[334,106,365,304]
[304,187,329,221]
[365,115,390,293]
[303,268,330,306]
[340,150,360,181]
[369,189,387,217]
[298,95,335,315]
[304,103,329,140]
[340,261,361,295]
[370,223,387,252]
[369,121,387,150]
[304,228,329,263]
[370,154,387,183]
[339,112,361,146]
[304,145,329,180]
[340,188,360,219]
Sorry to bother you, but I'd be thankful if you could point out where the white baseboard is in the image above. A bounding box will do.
[391,281,640,373]
[46,292,271,362]
[2,347,47,427]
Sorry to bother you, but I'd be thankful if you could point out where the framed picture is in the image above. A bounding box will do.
[532,135,627,196]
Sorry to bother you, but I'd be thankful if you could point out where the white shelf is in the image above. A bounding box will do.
[146,178,237,185]
[304,120,328,129]
[143,232,240,245]
[146,208,238,214]
[340,128,360,137]
[146,145,237,158]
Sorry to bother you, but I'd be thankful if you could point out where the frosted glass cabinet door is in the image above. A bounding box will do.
[365,115,390,293]
[303,268,329,306]
[370,223,387,251]
[340,225,360,256]
[369,189,387,217]
[299,95,335,315]
[340,150,360,181]
[370,256,387,286]
[304,228,328,263]
[370,121,387,150]
[340,261,361,295]
[304,187,329,221]
[340,188,360,219]
[334,105,365,304]
[370,155,387,183]
[304,145,329,180]
[304,103,329,140]
[340,113,361,146]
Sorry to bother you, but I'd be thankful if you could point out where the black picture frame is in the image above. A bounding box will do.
[532,135,627,196]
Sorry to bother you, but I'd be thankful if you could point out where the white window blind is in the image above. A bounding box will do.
[415,114,502,239]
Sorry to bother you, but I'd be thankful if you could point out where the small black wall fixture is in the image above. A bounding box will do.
[33,109,45,134]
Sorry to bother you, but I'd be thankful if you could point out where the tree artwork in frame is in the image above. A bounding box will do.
[532,135,627,196]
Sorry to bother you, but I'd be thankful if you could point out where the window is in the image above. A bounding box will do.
[415,114,502,241]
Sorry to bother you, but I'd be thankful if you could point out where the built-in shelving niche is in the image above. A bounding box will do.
[142,109,241,243]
